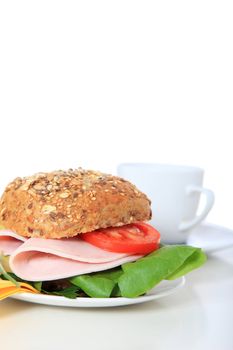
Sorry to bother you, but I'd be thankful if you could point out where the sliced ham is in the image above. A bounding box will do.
[0,230,26,255]
[0,230,141,281]
[9,236,141,281]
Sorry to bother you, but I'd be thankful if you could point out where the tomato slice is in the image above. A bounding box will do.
[81,222,160,254]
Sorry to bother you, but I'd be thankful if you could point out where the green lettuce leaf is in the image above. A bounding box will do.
[33,281,42,292]
[118,245,206,297]
[83,268,123,297]
[0,254,20,287]
[69,246,206,298]
[93,268,123,282]
[166,248,207,280]
[70,275,115,298]
[42,285,81,299]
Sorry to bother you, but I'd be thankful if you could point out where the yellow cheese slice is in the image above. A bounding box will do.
[0,279,39,301]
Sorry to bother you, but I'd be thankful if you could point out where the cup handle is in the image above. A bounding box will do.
[179,185,215,232]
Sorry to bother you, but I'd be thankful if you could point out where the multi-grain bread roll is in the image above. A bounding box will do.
[0,168,151,239]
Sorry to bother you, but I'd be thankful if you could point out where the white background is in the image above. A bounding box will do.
[0,0,233,228]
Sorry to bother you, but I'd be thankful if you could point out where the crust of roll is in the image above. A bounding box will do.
[0,168,151,239]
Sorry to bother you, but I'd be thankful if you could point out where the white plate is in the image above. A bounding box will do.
[187,223,233,253]
[10,277,185,308]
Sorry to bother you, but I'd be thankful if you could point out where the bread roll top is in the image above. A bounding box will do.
[0,168,151,239]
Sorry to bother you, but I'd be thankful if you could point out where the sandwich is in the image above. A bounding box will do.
[0,168,206,300]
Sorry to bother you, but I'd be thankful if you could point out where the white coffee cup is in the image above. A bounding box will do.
[117,163,215,244]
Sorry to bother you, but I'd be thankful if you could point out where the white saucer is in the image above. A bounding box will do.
[187,223,233,253]
[10,277,185,308]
